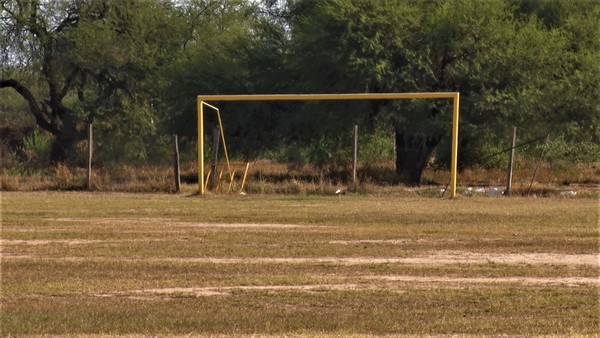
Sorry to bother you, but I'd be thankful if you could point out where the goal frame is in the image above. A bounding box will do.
[197,92,460,197]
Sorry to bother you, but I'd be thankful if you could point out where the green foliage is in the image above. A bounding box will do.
[21,129,52,164]
[0,88,34,126]
[1,0,187,162]
[358,124,395,165]
[282,0,598,181]
[263,138,347,169]
[158,1,257,137]
[94,131,173,165]
[270,143,309,167]
[534,135,600,164]
[307,134,351,168]
[260,123,394,170]
[1,0,598,180]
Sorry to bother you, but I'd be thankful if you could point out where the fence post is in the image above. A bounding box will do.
[505,126,517,195]
[87,123,93,190]
[352,125,358,184]
[172,134,181,193]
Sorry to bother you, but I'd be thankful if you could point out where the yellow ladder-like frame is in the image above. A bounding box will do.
[205,162,250,193]
[200,102,250,194]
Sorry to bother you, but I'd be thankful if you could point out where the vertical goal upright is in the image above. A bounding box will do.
[197,92,461,197]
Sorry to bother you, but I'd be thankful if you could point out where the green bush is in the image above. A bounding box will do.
[94,132,174,165]
[307,135,351,168]
[358,125,395,165]
[535,135,600,163]
[262,125,395,169]
[22,128,52,164]
[434,129,508,170]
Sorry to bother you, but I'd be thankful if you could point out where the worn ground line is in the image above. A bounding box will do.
[2,252,598,266]
[366,275,600,285]
[41,218,326,228]
[88,276,600,298]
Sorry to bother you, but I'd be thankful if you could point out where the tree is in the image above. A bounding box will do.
[511,0,600,143]
[0,0,184,163]
[285,0,599,183]
[159,0,296,157]
[287,0,478,183]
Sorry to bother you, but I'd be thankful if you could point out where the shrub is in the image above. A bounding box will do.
[358,125,395,165]
[536,135,600,163]
[21,128,52,164]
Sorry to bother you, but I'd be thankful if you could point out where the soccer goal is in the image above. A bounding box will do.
[197,93,460,197]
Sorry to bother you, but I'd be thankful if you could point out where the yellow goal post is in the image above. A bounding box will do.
[197,92,460,197]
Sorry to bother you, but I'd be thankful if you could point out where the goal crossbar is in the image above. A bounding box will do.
[197,92,460,197]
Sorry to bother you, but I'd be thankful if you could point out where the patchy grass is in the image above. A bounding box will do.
[1,192,599,336]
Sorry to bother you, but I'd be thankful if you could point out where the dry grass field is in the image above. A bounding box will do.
[0,191,598,336]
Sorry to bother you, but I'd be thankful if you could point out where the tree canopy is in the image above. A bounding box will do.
[1,0,186,161]
[1,0,598,183]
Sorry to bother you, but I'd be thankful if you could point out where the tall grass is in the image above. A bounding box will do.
[1,157,598,196]
[1,164,177,192]
[1,120,598,195]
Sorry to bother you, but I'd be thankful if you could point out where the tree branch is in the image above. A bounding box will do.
[0,79,59,134]
[58,66,80,99]
[53,12,79,33]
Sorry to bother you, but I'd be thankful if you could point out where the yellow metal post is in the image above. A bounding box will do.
[198,99,205,195]
[240,162,250,192]
[215,107,232,179]
[450,93,460,198]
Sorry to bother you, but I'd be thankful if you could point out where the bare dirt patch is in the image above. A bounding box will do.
[180,222,322,229]
[330,239,454,245]
[149,251,598,266]
[43,217,322,229]
[426,250,599,266]
[329,237,592,245]
[45,217,174,224]
[1,239,107,246]
[94,275,599,299]
[0,238,194,246]
[3,251,597,266]
[368,275,600,286]
[131,284,365,297]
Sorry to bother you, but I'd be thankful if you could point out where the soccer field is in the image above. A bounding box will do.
[1,191,598,336]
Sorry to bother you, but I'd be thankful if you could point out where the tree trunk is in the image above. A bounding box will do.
[1,79,80,164]
[394,130,442,185]
[50,134,77,164]
[49,116,84,164]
